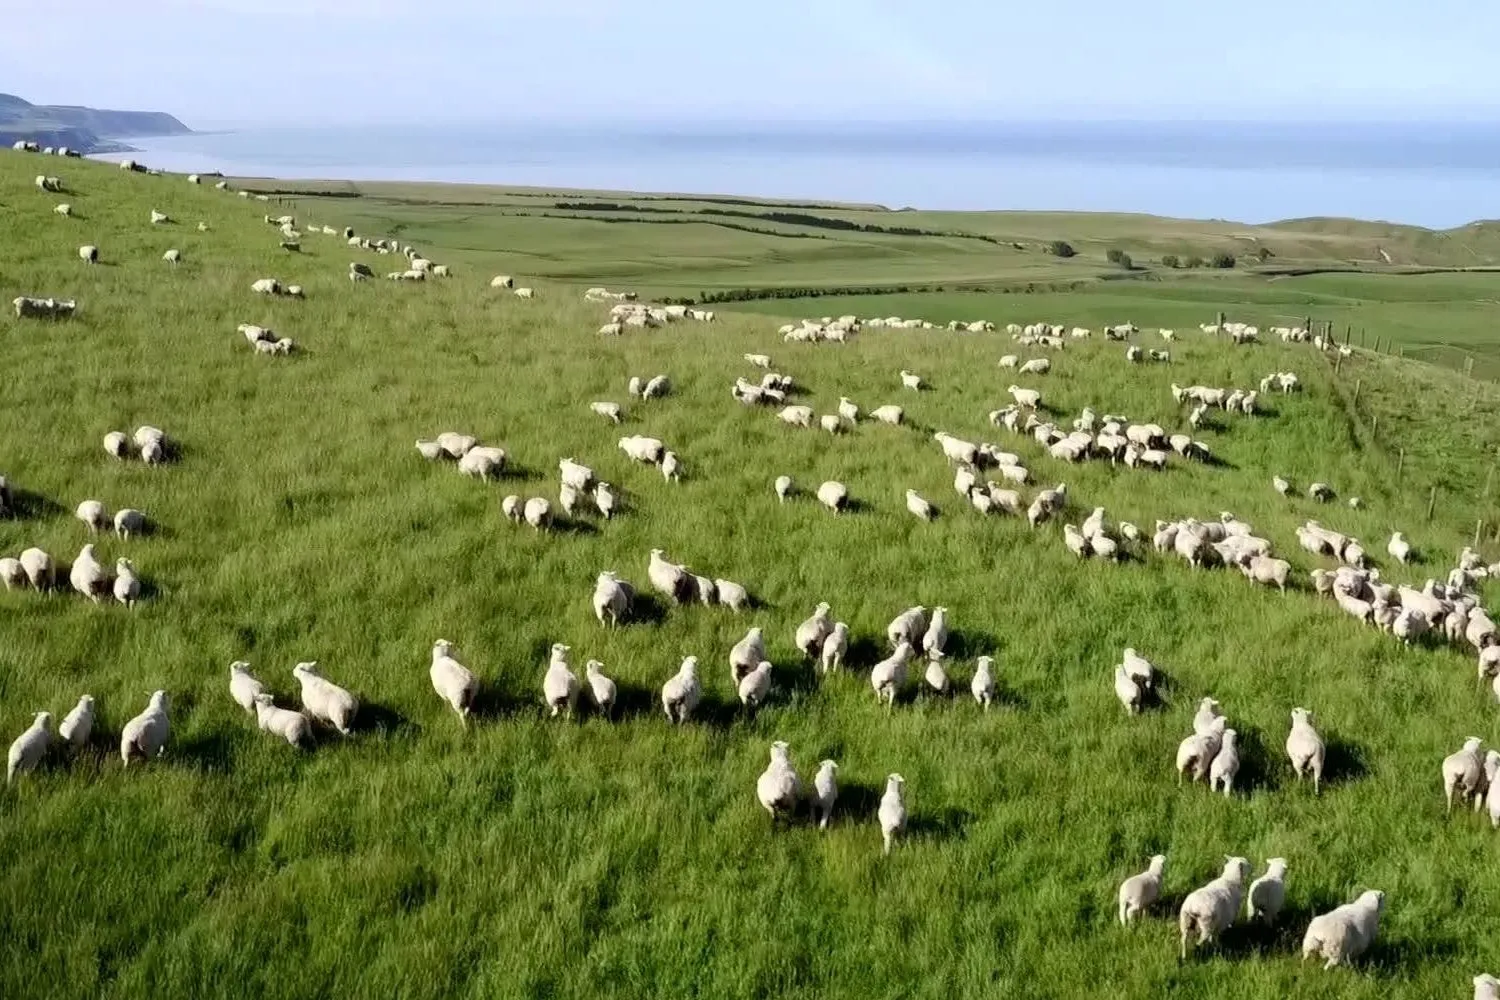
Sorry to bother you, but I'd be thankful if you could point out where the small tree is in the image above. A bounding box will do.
[1255,246,1273,262]
[1210,252,1236,269]
[1048,240,1076,258]
[1105,248,1133,269]
[1184,255,1205,269]
[1160,254,1180,268]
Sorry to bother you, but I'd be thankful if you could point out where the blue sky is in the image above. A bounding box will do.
[2,0,1493,126]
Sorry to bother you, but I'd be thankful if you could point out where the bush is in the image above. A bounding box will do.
[1184,255,1205,269]
[1105,249,1133,269]
[1048,241,1076,258]
[1210,252,1236,269]
[1160,254,1180,268]
[1256,246,1273,262]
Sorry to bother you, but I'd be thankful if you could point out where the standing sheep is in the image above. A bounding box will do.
[729,627,767,685]
[738,661,773,709]
[816,480,849,513]
[1247,858,1289,926]
[1179,857,1252,960]
[795,603,833,658]
[1443,737,1487,813]
[543,643,579,718]
[756,741,801,822]
[811,760,839,829]
[1209,730,1241,796]
[292,662,358,735]
[229,661,266,713]
[119,691,170,765]
[19,547,54,590]
[7,712,51,784]
[820,622,849,674]
[1286,708,1326,794]
[971,655,996,709]
[68,543,108,603]
[585,660,617,717]
[870,642,915,709]
[524,497,552,531]
[113,558,140,607]
[775,476,794,502]
[430,639,479,727]
[1301,890,1385,970]
[253,695,315,748]
[114,508,148,539]
[661,656,701,723]
[1118,855,1167,925]
[878,774,907,855]
[592,570,633,627]
[58,695,94,751]
[75,499,109,533]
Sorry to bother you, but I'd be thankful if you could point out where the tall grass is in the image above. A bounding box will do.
[0,152,1497,999]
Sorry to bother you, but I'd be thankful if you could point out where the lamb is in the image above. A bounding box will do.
[775,475,794,502]
[647,549,690,602]
[1308,482,1334,502]
[58,695,94,750]
[7,712,51,784]
[559,458,595,491]
[618,435,666,464]
[251,278,280,295]
[162,249,181,265]
[779,405,814,428]
[501,495,522,523]
[1301,890,1385,970]
[253,694,315,748]
[430,639,479,726]
[542,643,579,717]
[1209,729,1241,796]
[1008,385,1041,408]
[229,661,266,713]
[523,497,552,531]
[1118,855,1167,925]
[1179,857,1252,959]
[459,446,506,480]
[78,244,98,264]
[811,760,839,829]
[1443,736,1487,813]
[69,543,108,603]
[795,603,834,658]
[816,480,849,513]
[820,622,849,674]
[292,662,358,735]
[1286,707,1326,793]
[54,202,71,216]
[1114,664,1147,714]
[756,741,801,821]
[887,606,927,648]
[1247,858,1289,926]
[120,691,171,764]
[642,375,670,399]
[899,369,923,390]
[730,627,767,685]
[18,547,53,590]
[971,655,996,709]
[870,405,904,426]
[1244,555,1291,591]
[905,490,936,521]
[1177,718,1227,784]
[514,287,535,298]
[1476,974,1500,1000]
[870,642,915,708]
[593,571,633,627]
[113,558,140,607]
[436,432,476,458]
[738,661,774,709]
[75,499,109,534]
[838,397,859,423]
[1387,531,1412,564]
[490,275,514,289]
[878,774,907,854]
[744,353,772,368]
[103,431,129,459]
[589,401,622,423]
[661,450,682,481]
[661,656,702,723]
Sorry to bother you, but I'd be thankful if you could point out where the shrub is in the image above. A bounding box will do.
[1210,252,1236,269]
[1160,254,1180,268]
[1184,255,1205,269]
[1105,249,1133,268]
[1256,246,1273,262]
[1048,241,1076,258]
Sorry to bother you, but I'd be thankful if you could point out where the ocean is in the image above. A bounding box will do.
[120,121,1500,228]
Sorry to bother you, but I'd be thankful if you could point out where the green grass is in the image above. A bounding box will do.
[3,151,1500,999]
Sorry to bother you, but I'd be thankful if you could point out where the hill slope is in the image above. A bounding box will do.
[1,150,1499,1000]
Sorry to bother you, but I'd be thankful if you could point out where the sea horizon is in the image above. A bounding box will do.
[118,120,1500,228]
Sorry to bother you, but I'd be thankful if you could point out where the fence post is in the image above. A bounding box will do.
[1476,520,1486,549]
[1352,379,1361,407]
[1427,486,1438,521]
[1334,352,1343,375]
[1484,464,1494,500]
[1397,448,1405,483]
[1466,356,1475,377]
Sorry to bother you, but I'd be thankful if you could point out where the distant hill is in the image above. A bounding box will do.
[0,92,189,154]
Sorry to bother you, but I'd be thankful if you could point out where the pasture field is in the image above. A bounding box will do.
[2,151,1500,1000]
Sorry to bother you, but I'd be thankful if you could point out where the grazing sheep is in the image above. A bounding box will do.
[69,543,108,603]
[120,691,171,764]
[58,695,94,750]
[756,741,801,821]
[1444,737,1487,813]
[490,275,514,289]
[1301,890,1385,970]
[252,694,314,748]
[593,481,618,521]
[661,656,702,723]
[430,639,479,727]
[1476,974,1500,1000]
[870,642,915,708]
[229,661,266,713]
[775,475,794,502]
[795,603,834,659]
[162,248,181,265]
[113,558,140,607]
[779,405,814,428]
[19,547,53,590]
[647,549,690,603]
[436,432,476,459]
[523,497,552,531]
[816,480,848,513]
[1118,855,1167,925]
[838,397,859,423]
[75,499,109,534]
[618,435,666,464]
[559,458,595,491]
[729,627,767,684]
[113,508,147,540]
[1,558,26,590]
[78,244,98,264]
[899,370,923,390]
[500,495,522,523]
[738,662,774,709]
[1247,858,1289,926]
[458,447,506,480]
[923,649,951,695]
[905,490,936,521]
[820,622,849,673]
[711,577,747,612]
[1308,482,1334,502]
[870,405,904,426]
[971,655,996,709]
[642,375,671,399]
[103,431,129,459]
[878,774,907,855]
[590,401,622,423]
[6,712,51,784]
[292,662,358,735]
[1209,730,1241,796]
[661,450,682,481]
[543,643,579,718]
[1179,857,1252,960]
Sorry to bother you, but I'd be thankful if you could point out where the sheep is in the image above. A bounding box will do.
[738,661,774,710]
[162,248,181,265]
[0,558,25,590]
[523,498,552,531]
[57,694,94,751]
[775,475,794,503]
[778,405,814,428]
[68,543,107,603]
[642,375,671,399]
[458,447,506,480]
[999,355,1019,368]
[1177,719,1226,785]
[18,547,54,591]
[837,397,859,423]
[714,578,750,613]
[252,694,314,748]
[69,498,111,535]
[120,691,171,764]
[433,432,475,459]
[1008,385,1041,408]
[1393,607,1430,645]
[1280,707,1328,794]
[887,606,927,648]
[1118,855,1167,925]
[54,202,71,217]
[490,275,514,289]
[113,558,140,607]
[878,774,907,855]
[1247,858,1289,926]
[1019,358,1051,375]
[227,661,268,714]
[730,627,767,685]
[807,760,840,829]
[1114,664,1148,715]
[923,650,951,695]
[1308,482,1334,502]
[13,296,77,319]
[744,353,772,368]
[818,622,849,674]
[647,549,690,603]
[1387,531,1411,564]
[870,642,915,709]
[756,741,801,821]
[905,489,936,521]
[661,450,682,481]
[514,287,535,298]
[1301,890,1385,970]
[6,712,51,784]
[78,244,98,264]
[292,662,358,735]
[1444,736,1487,813]
[1179,857,1252,959]
[594,481,618,521]
[558,458,595,491]
[589,401,622,423]
[1476,974,1500,1000]
[934,431,980,466]
[922,607,949,656]
[500,495,522,523]
[430,639,479,727]
[661,656,701,723]
[870,405,904,425]
[618,435,666,464]
[542,644,579,718]
[816,480,849,513]
[795,603,834,659]
[1244,555,1291,591]
[899,370,923,390]
[1209,730,1241,796]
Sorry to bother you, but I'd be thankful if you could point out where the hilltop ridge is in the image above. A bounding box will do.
[0,91,190,154]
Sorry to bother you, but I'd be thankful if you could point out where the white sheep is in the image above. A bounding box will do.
[775,475,794,503]
[253,694,314,748]
[661,450,682,481]
[1286,707,1326,794]
[292,662,358,735]
[1209,729,1240,796]
[162,249,181,265]
[738,661,773,709]
[878,774,907,854]
[458,446,506,480]
[229,661,266,713]
[618,435,666,464]
[589,401,622,423]
[870,642,915,709]
[120,691,170,765]
[18,547,53,590]
[1301,890,1385,970]
[1476,974,1500,1000]
[583,660,616,718]
[0,558,27,590]
[811,760,839,829]
[490,275,514,289]
[816,480,848,513]
[1247,858,1289,926]
[7,712,51,784]
[820,623,848,674]
[1387,532,1412,564]
[1179,857,1252,959]
[543,644,579,717]
[501,495,522,523]
[430,639,479,727]
[779,405,813,428]
[870,405,904,426]
[436,432,476,459]
[1118,855,1166,925]
[69,543,107,603]
[837,397,859,423]
[514,287,535,298]
[111,508,147,540]
[887,606,927,648]
[75,499,109,534]
[103,431,129,459]
[756,741,801,821]
[58,695,94,750]
[899,370,923,390]
[922,607,948,656]
[78,244,98,264]
[971,655,995,709]
[730,627,767,684]
[1008,385,1041,408]
[524,497,552,531]
[113,558,140,607]
[795,603,833,659]
[905,489,936,521]
[1114,664,1147,715]
[661,656,701,723]
[1444,736,1487,813]
[558,458,595,491]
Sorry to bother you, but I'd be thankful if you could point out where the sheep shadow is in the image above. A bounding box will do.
[6,488,65,520]
[135,575,163,603]
[551,518,599,536]
[1364,932,1458,975]
[686,693,743,730]
[940,630,989,661]
[771,657,823,697]
[909,806,976,844]
[175,731,235,773]
[1195,453,1236,471]
[833,778,884,820]
[844,635,886,674]
[500,461,546,483]
[1230,726,1279,794]
[607,682,662,722]
[357,699,416,737]
[625,593,670,627]
[841,498,874,515]
[1321,735,1369,788]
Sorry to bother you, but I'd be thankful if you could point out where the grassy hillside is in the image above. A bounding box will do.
[2,150,1500,999]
